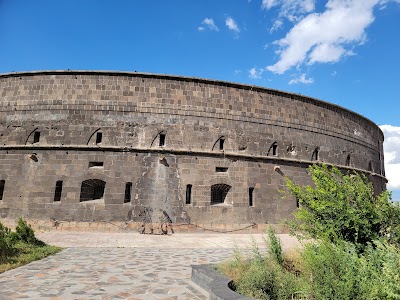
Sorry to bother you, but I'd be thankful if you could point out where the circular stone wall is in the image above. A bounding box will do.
[0,71,386,229]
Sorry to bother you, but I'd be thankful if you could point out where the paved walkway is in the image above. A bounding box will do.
[0,232,301,300]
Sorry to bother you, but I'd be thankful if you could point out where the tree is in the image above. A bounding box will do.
[285,164,400,249]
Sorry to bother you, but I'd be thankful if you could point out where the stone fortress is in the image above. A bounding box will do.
[0,71,386,231]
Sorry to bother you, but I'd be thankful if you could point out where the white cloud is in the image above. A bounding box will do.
[225,17,240,33]
[263,0,316,28]
[380,125,400,191]
[249,67,264,79]
[270,19,284,33]
[288,73,314,84]
[267,0,383,74]
[199,18,219,31]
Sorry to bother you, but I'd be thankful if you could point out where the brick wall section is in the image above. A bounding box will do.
[0,71,386,226]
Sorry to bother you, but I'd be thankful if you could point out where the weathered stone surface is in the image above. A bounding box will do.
[0,71,386,228]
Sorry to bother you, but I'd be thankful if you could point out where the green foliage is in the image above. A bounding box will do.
[0,218,59,271]
[0,222,14,262]
[285,164,400,249]
[267,227,283,265]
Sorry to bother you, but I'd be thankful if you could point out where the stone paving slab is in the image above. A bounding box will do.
[0,248,235,300]
[0,232,301,299]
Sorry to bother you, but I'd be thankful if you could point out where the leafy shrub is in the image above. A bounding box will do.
[0,222,13,262]
[285,164,400,250]
[14,218,44,245]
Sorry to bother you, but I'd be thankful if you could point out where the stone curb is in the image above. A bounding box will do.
[191,264,255,300]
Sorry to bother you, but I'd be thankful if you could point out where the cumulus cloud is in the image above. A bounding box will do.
[266,0,383,74]
[288,73,314,84]
[380,125,400,190]
[198,18,219,31]
[225,17,240,33]
[249,67,264,79]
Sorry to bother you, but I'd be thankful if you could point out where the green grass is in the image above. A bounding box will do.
[0,241,62,273]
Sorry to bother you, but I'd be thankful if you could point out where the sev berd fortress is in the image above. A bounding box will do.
[0,71,386,231]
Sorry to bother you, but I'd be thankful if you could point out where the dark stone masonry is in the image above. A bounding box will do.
[0,70,386,230]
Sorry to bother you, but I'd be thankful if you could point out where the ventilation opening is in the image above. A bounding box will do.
[54,181,63,202]
[159,133,166,147]
[211,184,231,205]
[96,132,103,144]
[216,167,228,173]
[124,182,132,203]
[219,138,225,150]
[346,155,351,166]
[80,179,106,202]
[186,184,192,204]
[368,161,373,172]
[269,142,278,156]
[0,180,4,201]
[312,148,319,161]
[33,131,40,144]
[89,162,104,168]
[249,187,254,207]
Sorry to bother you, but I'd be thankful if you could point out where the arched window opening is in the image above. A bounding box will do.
[346,155,351,166]
[96,132,103,144]
[186,184,192,204]
[268,142,278,156]
[0,180,5,201]
[219,137,225,150]
[312,147,319,161]
[368,161,373,172]
[80,179,106,202]
[124,182,132,203]
[33,131,41,144]
[211,184,231,205]
[249,187,254,207]
[159,132,166,147]
[54,180,63,202]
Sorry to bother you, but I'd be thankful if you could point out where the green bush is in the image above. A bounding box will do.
[0,222,13,262]
[285,164,400,250]
[14,218,44,245]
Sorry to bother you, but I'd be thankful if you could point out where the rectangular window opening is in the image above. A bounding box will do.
[216,167,228,173]
[124,182,132,203]
[186,184,192,204]
[249,187,254,207]
[159,133,166,147]
[54,181,63,202]
[89,161,104,168]
[33,132,40,144]
[0,180,5,201]
[96,132,103,144]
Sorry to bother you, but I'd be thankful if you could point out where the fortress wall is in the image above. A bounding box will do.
[0,71,386,227]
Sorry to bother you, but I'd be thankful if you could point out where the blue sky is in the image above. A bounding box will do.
[1,0,399,200]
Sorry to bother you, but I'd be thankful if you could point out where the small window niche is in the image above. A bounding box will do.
[159,132,166,147]
[216,167,228,173]
[54,180,63,202]
[124,182,132,203]
[268,142,278,156]
[33,131,41,144]
[368,161,373,172]
[219,137,225,151]
[186,184,192,204]
[89,161,104,168]
[249,187,254,207]
[346,155,351,166]
[96,132,103,144]
[312,147,319,161]
[0,180,5,201]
